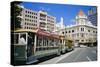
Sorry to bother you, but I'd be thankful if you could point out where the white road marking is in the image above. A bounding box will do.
[86,56,92,61]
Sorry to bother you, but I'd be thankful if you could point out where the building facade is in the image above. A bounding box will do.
[88,7,97,26]
[56,10,97,46]
[19,6,56,32]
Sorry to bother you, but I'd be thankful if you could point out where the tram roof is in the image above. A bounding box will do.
[37,29,50,37]
[37,29,60,39]
[13,29,60,39]
[13,29,38,33]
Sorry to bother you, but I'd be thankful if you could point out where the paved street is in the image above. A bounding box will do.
[39,47,97,64]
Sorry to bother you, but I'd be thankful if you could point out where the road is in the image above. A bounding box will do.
[39,47,97,64]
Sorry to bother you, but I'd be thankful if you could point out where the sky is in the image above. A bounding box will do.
[20,2,96,26]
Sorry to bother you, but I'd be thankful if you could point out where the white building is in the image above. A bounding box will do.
[55,17,65,31]
[56,10,97,46]
[19,6,56,32]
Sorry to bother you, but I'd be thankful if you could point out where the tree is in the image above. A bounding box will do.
[11,1,22,30]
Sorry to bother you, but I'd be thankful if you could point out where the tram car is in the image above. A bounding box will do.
[65,39,74,52]
[59,35,74,54]
[11,29,61,65]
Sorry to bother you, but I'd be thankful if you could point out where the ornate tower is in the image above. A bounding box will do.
[75,10,88,25]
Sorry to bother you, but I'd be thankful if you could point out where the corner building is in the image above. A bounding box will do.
[56,10,97,46]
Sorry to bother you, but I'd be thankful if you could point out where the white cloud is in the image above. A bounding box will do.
[39,7,50,11]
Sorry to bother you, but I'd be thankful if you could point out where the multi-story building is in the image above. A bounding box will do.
[19,6,56,32]
[56,10,97,46]
[38,10,56,32]
[20,8,38,30]
[88,7,97,26]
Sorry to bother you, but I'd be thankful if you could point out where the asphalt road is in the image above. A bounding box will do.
[39,47,97,64]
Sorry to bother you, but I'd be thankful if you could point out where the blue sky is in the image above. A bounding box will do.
[20,2,96,26]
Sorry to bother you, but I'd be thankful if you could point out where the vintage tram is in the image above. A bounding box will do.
[11,29,61,65]
[59,34,74,54]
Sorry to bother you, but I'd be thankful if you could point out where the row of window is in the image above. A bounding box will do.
[36,47,58,51]
[88,30,97,33]
[62,30,74,34]
[25,19,37,22]
[47,16,54,20]
[40,18,46,21]
[62,29,97,34]
[25,11,37,15]
[25,22,37,26]
[24,26,37,29]
[66,33,97,38]
[25,15,37,19]
[81,28,84,31]
[75,39,96,42]
[36,36,58,47]
[47,19,55,23]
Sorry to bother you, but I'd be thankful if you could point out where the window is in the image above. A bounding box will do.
[35,13,37,15]
[25,22,27,25]
[93,31,95,33]
[81,28,84,31]
[81,34,84,37]
[81,40,84,42]
[96,31,97,33]
[83,28,84,31]
[69,30,71,33]
[66,31,67,33]
[88,30,90,32]
[72,30,74,33]
[81,28,82,31]
[27,15,29,17]
[25,15,27,17]
[62,32,64,34]
[36,17,37,19]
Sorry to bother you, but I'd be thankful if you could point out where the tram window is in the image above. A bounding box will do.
[36,36,43,51]
[47,40,49,46]
[19,34,26,45]
[14,34,19,44]
[38,38,42,46]
[20,34,26,41]
[52,40,54,46]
